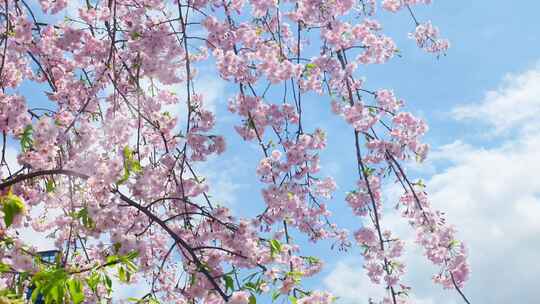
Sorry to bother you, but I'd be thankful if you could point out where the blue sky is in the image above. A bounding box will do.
[8,1,540,303]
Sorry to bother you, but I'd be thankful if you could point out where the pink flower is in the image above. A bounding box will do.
[409,21,450,54]
[229,291,251,304]
[354,227,378,246]
[382,0,403,12]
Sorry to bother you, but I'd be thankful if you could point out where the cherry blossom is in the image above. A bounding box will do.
[0,0,470,303]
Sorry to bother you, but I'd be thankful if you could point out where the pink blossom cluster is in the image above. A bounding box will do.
[332,100,380,132]
[375,89,404,113]
[355,227,407,289]
[382,0,432,13]
[0,51,30,88]
[288,0,355,24]
[322,36,466,302]
[228,94,299,140]
[400,191,470,288]
[410,21,450,54]
[255,130,343,242]
[18,117,60,170]
[346,175,382,216]
[322,20,397,64]
[297,291,335,304]
[347,173,409,301]
[390,112,430,162]
[214,49,255,83]
[127,23,184,84]
[38,0,68,15]
[0,95,30,135]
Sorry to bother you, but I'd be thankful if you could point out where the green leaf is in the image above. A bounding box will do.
[113,242,122,253]
[67,279,84,304]
[117,146,142,185]
[74,207,95,229]
[131,161,142,173]
[362,167,375,177]
[48,283,61,303]
[223,274,234,292]
[286,271,303,284]
[123,146,134,162]
[116,251,139,279]
[271,291,281,302]
[20,125,33,152]
[289,295,298,304]
[249,294,257,304]
[45,179,55,193]
[127,295,161,304]
[303,256,320,265]
[189,273,197,286]
[31,268,69,304]
[102,274,112,294]
[130,31,142,40]
[244,282,257,292]
[448,239,460,248]
[243,276,266,294]
[117,168,130,185]
[86,271,100,294]
[303,63,317,77]
[1,193,25,228]
[118,266,127,283]
[0,262,11,273]
[269,239,282,257]
[31,287,40,303]
[413,179,426,189]
[125,250,139,260]
[305,63,317,70]
[106,255,119,264]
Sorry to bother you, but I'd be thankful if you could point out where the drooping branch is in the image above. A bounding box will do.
[0,169,89,190]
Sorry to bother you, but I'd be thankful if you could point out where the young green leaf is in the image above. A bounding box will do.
[249,294,257,304]
[118,266,128,283]
[1,193,25,228]
[0,262,10,273]
[117,146,143,185]
[269,239,282,257]
[223,274,234,292]
[86,272,100,294]
[271,291,281,302]
[20,125,33,152]
[67,279,84,304]
[289,295,298,304]
[45,179,55,193]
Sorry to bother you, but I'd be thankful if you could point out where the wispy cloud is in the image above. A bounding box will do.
[452,62,540,135]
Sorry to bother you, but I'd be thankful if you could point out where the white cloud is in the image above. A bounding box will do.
[324,65,540,303]
[64,0,85,19]
[323,259,438,304]
[146,68,227,118]
[421,134,540,303]
[452,63,540,135]
[112,276,150,300]
[323,260,386,303]
[194,156,249,209]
